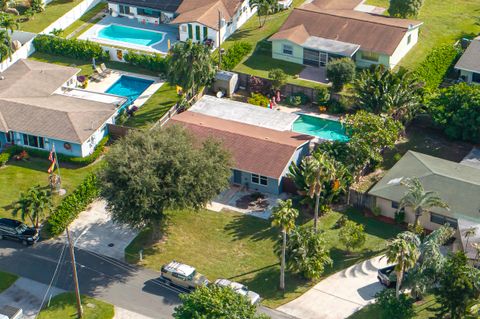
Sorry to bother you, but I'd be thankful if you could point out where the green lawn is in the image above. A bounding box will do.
[0,271,18,293]
[124,83,180,129]
[37,292,114,319]
[29,52,159,77]
[61,2,107,38]
[0,158,101,219]
[16,0,84,33]
[125,208,401,307]
[366,0,480,70]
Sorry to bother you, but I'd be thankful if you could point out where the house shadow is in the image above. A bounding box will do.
[223,213,278,242]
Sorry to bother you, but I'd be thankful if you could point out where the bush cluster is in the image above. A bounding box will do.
[124,51,168,74]
[287,92,309,106]
[0,151,10,166]
[414,44,460,90]
[248,93,270,107]
[375,289,415,319]
[221,42,253,71]
[45,173,100,236]
[33,35,108,60]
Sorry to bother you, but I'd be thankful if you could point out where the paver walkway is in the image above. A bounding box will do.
[278,255,388,319]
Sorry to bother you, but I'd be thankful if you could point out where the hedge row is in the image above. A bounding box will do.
[45,173,100,236]
[33,35,108,60]
[124,51,168,74]
[414,44,460,90]
[9,136,108,166]
[221,42,253,71]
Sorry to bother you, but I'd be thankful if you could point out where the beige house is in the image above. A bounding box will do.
[269,0,422,69]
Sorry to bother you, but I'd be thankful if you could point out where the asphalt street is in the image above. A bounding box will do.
[0,239,298,319]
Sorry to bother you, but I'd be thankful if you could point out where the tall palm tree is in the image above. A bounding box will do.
[13,185,52,228]
[249,0,277,28]
[0,14,18,34]
[385,233,420,298]
[271,199,298,291]
[398,177,449,228]
[303,153,336,233]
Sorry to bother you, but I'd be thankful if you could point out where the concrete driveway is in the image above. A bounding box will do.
[278,256,388,319]
[66,200,138,261]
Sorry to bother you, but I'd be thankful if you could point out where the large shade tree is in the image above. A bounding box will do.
[398,177,449,228]
[271,199,298,291]
[388,0,423,18]
[166,40,216,96]
[100,125,232,238]
[12,185,52,229]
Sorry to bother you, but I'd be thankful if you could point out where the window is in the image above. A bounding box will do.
[472,72,480,83]
[137,8,160,17]
[181,25,187,32]
[195,25,201,41]
[251,174,268,186]
[203,26,208,40]
[119,5,130,14]
[282,44,293,55]
[391,201,399,209]
[430,213,458,229]
[22,134,44,149]
[5,131,12,143]
[187,24,193,39]
[407,34,412,45]
[361,51,380,62]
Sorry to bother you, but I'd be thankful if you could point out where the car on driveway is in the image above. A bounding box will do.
[160,261,209,291]
[0,218,38,246]
[214,278,260,305]
[377,265,409,288]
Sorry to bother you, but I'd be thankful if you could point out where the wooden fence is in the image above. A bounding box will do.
[348,188,375,210]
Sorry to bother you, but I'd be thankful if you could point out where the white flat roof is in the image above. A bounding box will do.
[190,95,299,131]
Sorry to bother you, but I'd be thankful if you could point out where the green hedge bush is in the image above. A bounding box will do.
[46,173,99,236]
[221,42,253,71]
[33,35,108,60]
[287,92,309,106]
[9,136,108,166]
[0,151,10,166]
[414,44,460,90]
[248,93,270,107]
[124,51,168,74]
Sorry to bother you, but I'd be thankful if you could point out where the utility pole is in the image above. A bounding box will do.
[218,9,222,68]
[66,227,83,318]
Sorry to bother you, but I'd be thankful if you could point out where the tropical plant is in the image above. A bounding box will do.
[248,92,270,107]
[284,227,332,279]
[315,86,330,105]
[326,58,356,92]
[33,35,108,60]
[100,125,232,239]
[49,28,63,37]
[339,220,366,253]
[388,0,423,18]
[271,199,299,291]
[124,51,167,74]
[353,66,422,123]
[464,227,477,250]
[375,289,415,319]
[166,40,215,96]
[0,28,12,61]
[12,185,52,229]
[398,177,449,227]
[30,0,45,13]
[385,232,420,298]
[221,41,252,70]
[268,68,287,91]
[0,13,18,33]
[250,0,278,28]
[174,285,269,319]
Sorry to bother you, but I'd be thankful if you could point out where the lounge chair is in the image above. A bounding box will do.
[100,63,112,75]
[95,66,107,78]
[90,73,102,82]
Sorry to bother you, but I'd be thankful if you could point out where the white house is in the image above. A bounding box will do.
[455,37,480,84]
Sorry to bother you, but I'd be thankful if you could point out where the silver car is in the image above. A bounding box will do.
[214,279,260,305]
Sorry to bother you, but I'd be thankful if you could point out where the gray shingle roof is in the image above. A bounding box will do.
[455,38,480,73]
[369,151,480,222]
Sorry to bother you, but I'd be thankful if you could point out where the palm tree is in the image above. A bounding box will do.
[0,28,12,61]
[13,185,52,228]
[398,177,449,228]
[464,227,476,249]
[303,153,336,233]
[249,0,277,28]
[385,233,420,298]
[271,199,298,291]
[0,14,18,34]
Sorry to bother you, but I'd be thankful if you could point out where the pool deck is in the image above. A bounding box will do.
[87,69,164,108]
[78,15,179,53]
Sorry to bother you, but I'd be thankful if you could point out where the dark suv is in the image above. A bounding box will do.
[0,218,38,246]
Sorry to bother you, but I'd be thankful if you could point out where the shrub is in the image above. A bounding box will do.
[30,0,45,12]
[268,68,287,90]
[326,58,356,92]
[395,210,405,224]
[287,92,309,106]
[315,86,330,105]
[414,44,460,91]
[0,151,10,166]
[45,174,99,236]
[33,35,108,61]
[221,42,252,71]
[249,76,269,94]
[248,93,270,107]
[339,220,366,252]
[372,206,382,216]
[124,51,167,74]
[388,0,423,18]
[375,289,415,319]
[335,215,349,229]
[327,99,346,114]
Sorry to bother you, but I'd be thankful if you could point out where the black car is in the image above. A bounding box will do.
[377,265,409,288]
[0,218,38,245]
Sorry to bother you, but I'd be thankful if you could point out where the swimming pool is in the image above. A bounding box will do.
[97,24,165,47]
[293,114,349,142]
[106,75,154,108]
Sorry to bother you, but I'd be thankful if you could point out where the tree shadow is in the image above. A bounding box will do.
[223,213,277,242]
[343,208,402,240]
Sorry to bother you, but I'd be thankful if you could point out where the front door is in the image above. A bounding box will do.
[232,170,242,184]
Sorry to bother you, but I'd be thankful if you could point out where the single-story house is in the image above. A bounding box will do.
[269,0,422,69]
[107,0,256,48]
[0,59,123,158]
[169,111,312,194]
[455,36,480,84]
[369,151,480,241]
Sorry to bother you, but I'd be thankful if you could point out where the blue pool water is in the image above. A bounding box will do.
[293,114,349,142]
[106,75,154,108]
[98,24,165,46]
